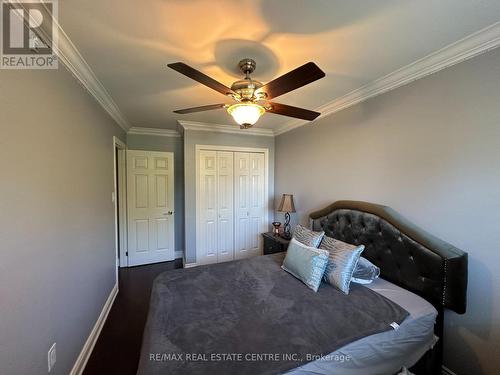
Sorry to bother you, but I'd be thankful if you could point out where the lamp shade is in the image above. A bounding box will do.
[277,194,296,213]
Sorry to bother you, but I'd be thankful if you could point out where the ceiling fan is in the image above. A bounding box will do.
[167,58,325,129]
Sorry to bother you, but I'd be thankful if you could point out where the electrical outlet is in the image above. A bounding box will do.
[48,343,56,372]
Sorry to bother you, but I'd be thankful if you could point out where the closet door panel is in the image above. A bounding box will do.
[234,152,265,259]
[198,150,218,264]
[248,153,266,256]
[234,152,250,259]
[217,151,234,262]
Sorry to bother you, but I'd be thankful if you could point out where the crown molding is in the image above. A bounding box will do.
[127,127,181,137]
[17,1,131,131]
[275,21,500,136]
[178,120,275,137]
[55,22,130,131]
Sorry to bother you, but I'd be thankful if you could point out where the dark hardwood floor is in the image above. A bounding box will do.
[83,259,183,375]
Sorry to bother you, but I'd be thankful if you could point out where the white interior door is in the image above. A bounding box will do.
[196,148,267,265]
[248,153,266,256]
[234,152,250,258]
[198,150,218,264]
[198,150,235,264]
[127,150,175,266]
[234,152,266,260]
[217,151,234,262]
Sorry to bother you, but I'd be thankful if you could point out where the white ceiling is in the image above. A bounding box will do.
[60,0,500,131]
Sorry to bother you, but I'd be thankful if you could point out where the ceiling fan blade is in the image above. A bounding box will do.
[266,102,321,121]
[173,103,226,114]
[259,62,325,99]
[168,62,235,96]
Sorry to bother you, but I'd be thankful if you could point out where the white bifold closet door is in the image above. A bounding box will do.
[234,152,266,260]
[217,152,235,262]
[127,150,175,266]
[197,150,266,265]
[198,150,234,264]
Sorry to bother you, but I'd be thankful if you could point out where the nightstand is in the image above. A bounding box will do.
[262,232,290,255]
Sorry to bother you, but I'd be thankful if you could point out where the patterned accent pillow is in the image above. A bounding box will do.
[320,236,365,294]
[292,224,325,247]
[352,257,380,284]
[282,238,329,292]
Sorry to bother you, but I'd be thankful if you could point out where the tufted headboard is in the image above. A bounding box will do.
[309,200,467,314]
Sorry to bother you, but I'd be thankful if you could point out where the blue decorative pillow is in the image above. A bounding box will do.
[292,224,325,247]
[319,236,365,294]
[352,257,380,284]
[281,238,329,292]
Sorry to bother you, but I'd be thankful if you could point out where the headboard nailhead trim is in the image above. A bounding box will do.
[442,260,447,306]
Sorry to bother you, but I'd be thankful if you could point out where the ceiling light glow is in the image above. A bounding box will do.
[227,103,265,128]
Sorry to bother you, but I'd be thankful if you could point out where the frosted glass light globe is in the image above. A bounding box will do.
[227,103,265,127]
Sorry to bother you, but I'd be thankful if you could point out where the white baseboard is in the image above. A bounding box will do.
[183,257,197,268]
[175,250,184,259]
[69,283,118,375]
[442,365,458,375]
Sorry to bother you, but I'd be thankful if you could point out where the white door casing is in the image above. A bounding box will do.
[127,150,175,266]
[113,136,127,274]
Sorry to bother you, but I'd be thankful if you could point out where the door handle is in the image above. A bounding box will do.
[163,211,174,215]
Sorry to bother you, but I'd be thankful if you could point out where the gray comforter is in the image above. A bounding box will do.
[137,253,408,375]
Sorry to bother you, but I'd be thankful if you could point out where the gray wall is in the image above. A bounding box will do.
[183,129,275,263]
[0,68,125,374]
[127,134,185,256]
[275,48,500,375]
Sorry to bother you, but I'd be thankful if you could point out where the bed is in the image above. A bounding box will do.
[137,201,467,375]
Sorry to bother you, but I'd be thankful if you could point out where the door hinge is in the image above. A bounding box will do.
[126,251,128,256]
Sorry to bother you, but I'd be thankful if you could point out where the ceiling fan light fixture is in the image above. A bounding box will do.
[168,60,325,126]
[227,102,265,128]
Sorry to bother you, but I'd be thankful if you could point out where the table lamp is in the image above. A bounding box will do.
[277,194,296,239]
